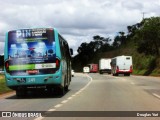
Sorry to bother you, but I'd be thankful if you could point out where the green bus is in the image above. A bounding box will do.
[4,28,73,97]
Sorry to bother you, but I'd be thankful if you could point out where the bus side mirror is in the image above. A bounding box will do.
[70,48,73,55]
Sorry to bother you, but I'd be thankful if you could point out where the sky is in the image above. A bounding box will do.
[0,0,160,55]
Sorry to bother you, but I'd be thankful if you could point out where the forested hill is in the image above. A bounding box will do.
[72,17,160,76]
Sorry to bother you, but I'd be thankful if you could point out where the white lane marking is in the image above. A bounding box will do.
[84,74,93,87]
[75,92,80,95]
[34,73,93,120]
[153,93,160,99]
[54,104,63,108]
[48,109,56,111]
[79,89,84,92]
[67,97,73,100]
[72,94,76,97]
[80,88,85,91]
[61,100,68,104]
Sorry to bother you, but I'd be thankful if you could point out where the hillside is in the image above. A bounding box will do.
[95,42,160,76]
[73,40,160,76]
[72,17,160,76]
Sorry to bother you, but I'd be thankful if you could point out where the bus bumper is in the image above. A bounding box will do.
[5,73,62,90]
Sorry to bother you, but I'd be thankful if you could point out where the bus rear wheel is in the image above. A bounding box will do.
[54,86,65,96]
[65,85,68,91]
[16,88,27,97]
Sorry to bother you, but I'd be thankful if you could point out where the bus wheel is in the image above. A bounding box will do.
[126,73,130,76]
[65,85,68,91]
[64,76,69,91]
[16,88,27,97]
[115,73,118,76]
[54,86,65,96]
[59,86,65,95]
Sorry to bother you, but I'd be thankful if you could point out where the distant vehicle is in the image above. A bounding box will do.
[88,64,98,73]
[111,55,133,76]
[71,70,74,77]
[83,67,90,73]
[0,70,4,74]
[4,28,73,97]
[99,58,111,74]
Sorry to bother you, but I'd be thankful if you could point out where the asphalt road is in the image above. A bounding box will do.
[0,73,160,120]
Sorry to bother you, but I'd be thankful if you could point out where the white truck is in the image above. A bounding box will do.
[99,58,111,74]
[111,55,133,76]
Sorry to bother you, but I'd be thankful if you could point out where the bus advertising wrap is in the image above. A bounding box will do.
[7,28,56,75]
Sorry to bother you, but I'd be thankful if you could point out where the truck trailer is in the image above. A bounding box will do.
[88,64,98,73]
[99,58,111,74]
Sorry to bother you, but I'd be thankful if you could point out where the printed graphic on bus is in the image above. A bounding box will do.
[7,28,56,76]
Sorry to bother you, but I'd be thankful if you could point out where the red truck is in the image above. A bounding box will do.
[88,64,98,73]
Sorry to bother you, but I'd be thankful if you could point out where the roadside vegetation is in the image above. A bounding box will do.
[0,75,12,94]
[72,17,160,76]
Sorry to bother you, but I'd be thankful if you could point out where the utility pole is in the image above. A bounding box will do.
[142,12,146,20]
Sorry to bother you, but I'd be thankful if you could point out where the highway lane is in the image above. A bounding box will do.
[0,73,90,119]
[43,73,160,120]
[54,74,160,111]
[129,75,160,96]
[1,73,160,120]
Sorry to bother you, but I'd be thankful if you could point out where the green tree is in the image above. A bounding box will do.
[137,17,160,56]
[112,31,126,48]
[74,35,113,71]
[112,35,121,48]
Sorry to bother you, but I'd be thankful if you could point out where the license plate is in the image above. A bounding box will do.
[16,78,26,83]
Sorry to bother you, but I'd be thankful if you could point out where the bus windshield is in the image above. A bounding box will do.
[7,28,56,76]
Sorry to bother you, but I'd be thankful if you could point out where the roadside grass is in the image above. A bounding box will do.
[0,75,12,94]
[133,69,146,75]
[133,69,160,77]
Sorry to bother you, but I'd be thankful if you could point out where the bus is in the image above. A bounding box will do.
[4,28,73,97]
[111,55,133,76]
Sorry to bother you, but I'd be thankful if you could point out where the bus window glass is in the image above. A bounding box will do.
[126,57,130,60]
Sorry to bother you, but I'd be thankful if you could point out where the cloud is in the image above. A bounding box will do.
[122,1,143,10]
[0,42,5,55]
[0,0,159,55]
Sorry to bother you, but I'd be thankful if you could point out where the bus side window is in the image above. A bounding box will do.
[59,35,65,58]
[58,34,71,59]
[64,42,70,58]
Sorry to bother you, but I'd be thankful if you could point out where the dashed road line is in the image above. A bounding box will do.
[61,100,68,104]
[71,94,76,97]
[67,97,73,100]
[48,109,56,111]
[34,73,93,120]
[54,104,63,108]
